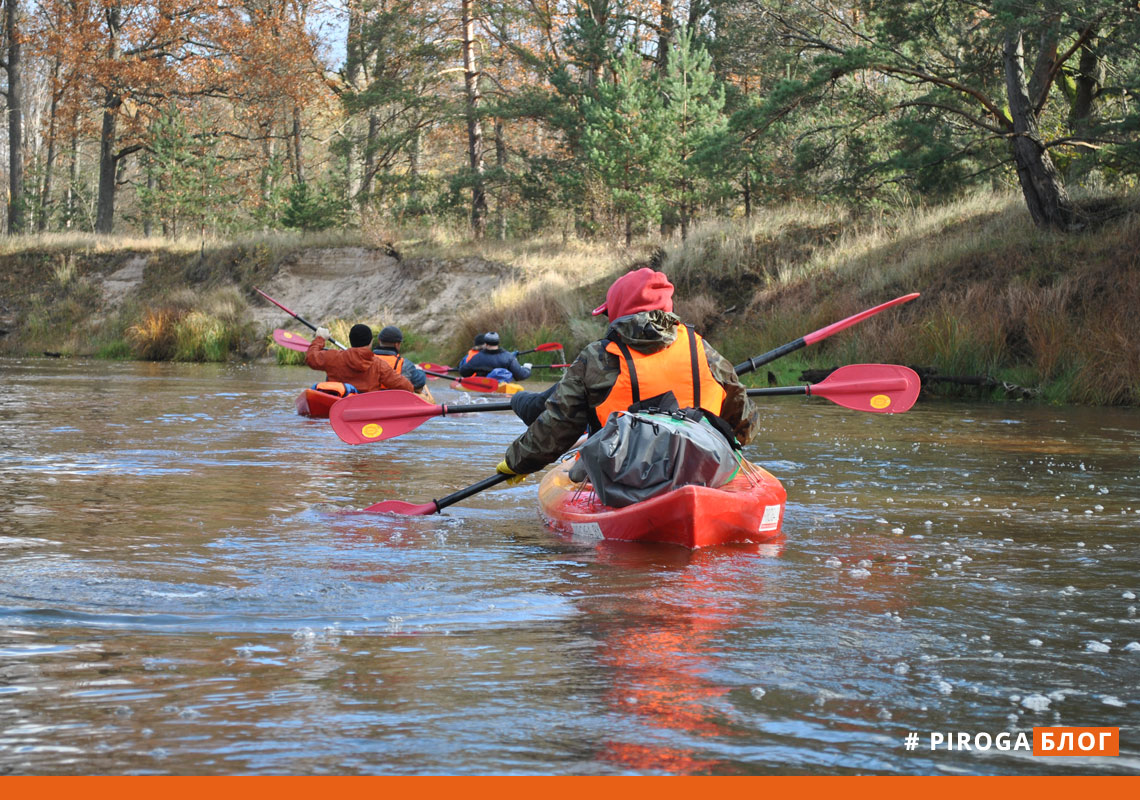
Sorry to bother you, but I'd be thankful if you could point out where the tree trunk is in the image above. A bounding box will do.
[38,59,60,231]
[495,116,506,240]
[142,156,153,237]
[1003,30,1073,230]
[94,96,119,233]
[360,109,379,206]
[1070,32,1103,135]
[461,0,486,238]
[94,8,122,234]
[409,127,421,209]
[65,127,79,229]
[657,0,673,73]
[742,172,751,218]
[291,105,305,184]
[5,0,25,233]
[259,121,275,228]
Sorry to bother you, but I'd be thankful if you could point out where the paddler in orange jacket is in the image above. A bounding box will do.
[305,323,414,393]
[496,268,760,482]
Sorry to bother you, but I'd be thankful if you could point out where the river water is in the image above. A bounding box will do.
[0,358,1137,775]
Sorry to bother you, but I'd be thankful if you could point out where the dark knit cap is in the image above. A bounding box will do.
[379,325,403,343]
[349,324,373,348]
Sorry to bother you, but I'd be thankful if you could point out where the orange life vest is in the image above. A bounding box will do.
[375,353,404,374]
[313,381,351,397]
[592,324,726,430]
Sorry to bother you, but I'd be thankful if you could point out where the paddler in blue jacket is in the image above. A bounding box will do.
[458,332,533,380]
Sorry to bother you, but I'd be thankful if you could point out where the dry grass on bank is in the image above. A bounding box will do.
[0,229,367,259]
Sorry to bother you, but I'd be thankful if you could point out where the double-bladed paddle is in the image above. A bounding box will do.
[331,364,919,447]
[345,364,920,515]
[514,342,564,356]
[348,292,921,515]
[255,287,348,350]
[418,368,499,392]
[418,362,454,377]
[355,474,513,515]
[273,329,311,352]
[332,392,513,444]
[734,292,919,375]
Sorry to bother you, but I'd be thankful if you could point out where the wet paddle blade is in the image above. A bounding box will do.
[452,375,498,392]
[811,364,920,413]
[329,390,440,444]
[360,499,440,515]
[273,329,310,352]
[419,362,453,377]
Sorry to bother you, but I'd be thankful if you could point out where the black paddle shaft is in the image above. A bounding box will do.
[442,401,514,415]
[745,386,809,398]
[433,473,513,512]
[734,339,805,376]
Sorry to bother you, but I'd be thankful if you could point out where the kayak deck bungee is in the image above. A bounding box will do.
[537,458,786,549]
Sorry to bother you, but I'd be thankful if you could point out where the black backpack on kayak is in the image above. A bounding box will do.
[568,391,741,508]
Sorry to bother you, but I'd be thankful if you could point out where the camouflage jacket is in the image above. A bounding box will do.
[504,311,761,474]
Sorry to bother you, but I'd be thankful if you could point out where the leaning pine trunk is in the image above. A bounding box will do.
[1003,30,1074,230]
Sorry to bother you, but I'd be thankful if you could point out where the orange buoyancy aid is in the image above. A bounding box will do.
[375,353,404,374]
[592,324,726,430]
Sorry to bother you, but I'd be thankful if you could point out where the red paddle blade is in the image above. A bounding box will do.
[452,375,498,392]
[419,362,453,377]
[533,342,563,352]
[273,329,310,352]
[359,499,440,515]
[803,293,920,346]
[329,390,440,444]
[811,364,920,413]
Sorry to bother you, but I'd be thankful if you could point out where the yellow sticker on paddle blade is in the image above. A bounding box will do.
[870,394,891,410]
[283,332,294,339]
[361,423,383,439]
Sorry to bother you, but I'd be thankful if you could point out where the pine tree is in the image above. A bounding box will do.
[581,46,671,245]
[658,26,731,239]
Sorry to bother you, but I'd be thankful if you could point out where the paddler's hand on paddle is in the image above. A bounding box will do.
[314,326,330,342]
[496,460,528,487]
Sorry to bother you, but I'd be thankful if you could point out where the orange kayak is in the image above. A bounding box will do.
[537,458,786,549]
[295,387,342,418]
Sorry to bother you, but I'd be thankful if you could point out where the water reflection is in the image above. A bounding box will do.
[1,359,1139,774]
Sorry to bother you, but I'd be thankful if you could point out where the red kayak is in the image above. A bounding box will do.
[295,382,354,418]
[537,458,786,549]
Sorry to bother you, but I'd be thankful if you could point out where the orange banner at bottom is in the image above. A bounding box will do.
[1033,727,1119,756]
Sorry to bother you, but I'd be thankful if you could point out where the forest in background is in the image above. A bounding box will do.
[1,0,1138,242]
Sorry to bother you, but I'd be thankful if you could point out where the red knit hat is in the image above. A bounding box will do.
[591,268,675,319]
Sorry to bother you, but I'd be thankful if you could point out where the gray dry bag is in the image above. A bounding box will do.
[568,407,741,508]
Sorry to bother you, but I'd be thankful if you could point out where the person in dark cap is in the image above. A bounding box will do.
[458,332,487,371]
[458,331,532,380]
[494,267,760,484]
[305,323,413,393]
[373,325,428,394]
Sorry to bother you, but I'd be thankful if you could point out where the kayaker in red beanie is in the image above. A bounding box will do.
[306,323,414,394]
[497,267,760,482]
